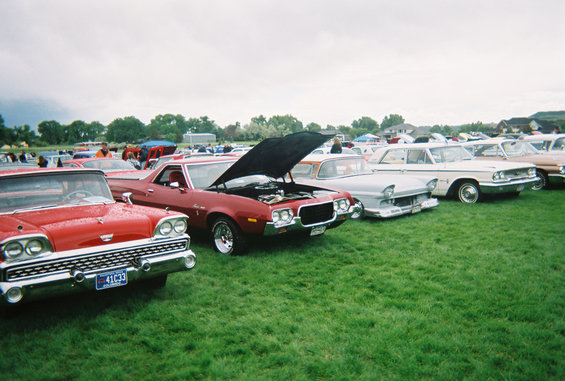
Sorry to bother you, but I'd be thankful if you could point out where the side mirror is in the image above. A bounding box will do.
[170,182,185,191]
[121,192,133,204]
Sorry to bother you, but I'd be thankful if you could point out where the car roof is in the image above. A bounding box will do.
[0,167,104,176]
[301,153,366,163]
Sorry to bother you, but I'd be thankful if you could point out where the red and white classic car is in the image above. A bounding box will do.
[108,132,360,255]
[0,168,196,306]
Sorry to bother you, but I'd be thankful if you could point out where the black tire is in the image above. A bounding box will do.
[140,274,168,289]
[457,181,481,203]
[211,216,247,256]
[532,169,548,190]
[351,199,365,219]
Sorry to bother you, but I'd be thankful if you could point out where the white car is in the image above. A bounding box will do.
[520,134,565,154]
[367,143,538,203]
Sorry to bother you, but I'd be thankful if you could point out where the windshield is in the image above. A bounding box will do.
[429,146,473,163]
[317,158,372,179]
[186,161,234,189]
[82,159,136,171]
[0,172,114,214]
[501,141,539,156]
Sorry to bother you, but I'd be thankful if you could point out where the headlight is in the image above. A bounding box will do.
[154,216,189,239]
[272,209,294,226]
[173,219,187,234]
[4,242,23,259]
[333,198,351,213]
[427,179,438,191]
[1,235,53,262]
[558,166,564,175]
[528,167,536,176]
[493,171,506,181]
[25,240,44,256]
[383,185,395,198]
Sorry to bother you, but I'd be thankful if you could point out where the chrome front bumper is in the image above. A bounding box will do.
[263,204,360,235]
[479,177,538,194]
[0,236,196,305]
[365,198,439,218]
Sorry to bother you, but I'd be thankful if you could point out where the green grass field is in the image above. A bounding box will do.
[1,188,563,380]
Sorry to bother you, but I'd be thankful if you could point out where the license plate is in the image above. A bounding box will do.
[310,225,326,236]
[95,269,128,290]
[412,204,422,214]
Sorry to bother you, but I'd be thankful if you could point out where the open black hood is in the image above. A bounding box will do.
[210,131,331,187]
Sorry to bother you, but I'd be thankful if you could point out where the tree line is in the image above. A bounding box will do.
[0,112,496,147]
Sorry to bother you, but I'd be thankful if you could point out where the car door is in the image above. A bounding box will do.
[370,148,406,174]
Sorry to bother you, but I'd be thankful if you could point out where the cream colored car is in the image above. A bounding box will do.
[367,143,538,203]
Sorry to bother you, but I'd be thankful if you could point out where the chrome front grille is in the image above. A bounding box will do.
[503,168,532,180]
[298,202,334,226]
[5,239,188,281]
[393,192,431,207]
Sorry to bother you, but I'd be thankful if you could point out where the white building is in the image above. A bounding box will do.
[183,133,216,145]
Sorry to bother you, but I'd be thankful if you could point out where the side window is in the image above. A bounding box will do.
[407,149,426,164]
[291,163,317,179]
[379,149,406,164]
[154,165,183,187]
[472,144,500,158]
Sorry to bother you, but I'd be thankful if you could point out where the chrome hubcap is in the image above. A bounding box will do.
[214,223,233,254]
[460,185,478,203]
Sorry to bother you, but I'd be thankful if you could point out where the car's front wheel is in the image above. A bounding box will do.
[457,181,480,203]
[532,169,548,190]
[211,216,247,255]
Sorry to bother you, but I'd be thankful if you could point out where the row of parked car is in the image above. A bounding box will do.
[1,132,563,309]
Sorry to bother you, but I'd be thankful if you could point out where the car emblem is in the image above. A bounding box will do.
[100,234,113,242]
[96,217,104,224]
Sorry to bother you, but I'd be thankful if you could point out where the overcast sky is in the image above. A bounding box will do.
[1,0,564,129]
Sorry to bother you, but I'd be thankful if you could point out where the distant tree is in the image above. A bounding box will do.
[268,115,303,134]
[38,120,65,144]
[149,114,188,143]
[351,116,379,132]
[106,116,146,143]
[0,115,7,145]
[458,121,489,134]
[14,125,37,146]
[85,121,106,141]
[223,122,242,141]
[305,122,322,132]
[64,120,89,144]
[381,114,405,130]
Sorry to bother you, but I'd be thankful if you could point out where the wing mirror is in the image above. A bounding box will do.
[121,192,133,204]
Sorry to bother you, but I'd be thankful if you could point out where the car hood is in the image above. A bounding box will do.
[2,204,153,252]
[210,132,331,187]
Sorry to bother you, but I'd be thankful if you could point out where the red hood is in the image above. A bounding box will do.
[1,204,155,252]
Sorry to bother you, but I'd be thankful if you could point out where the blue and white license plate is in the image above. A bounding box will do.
[95,269,128,290]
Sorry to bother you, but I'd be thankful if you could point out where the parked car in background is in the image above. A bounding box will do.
[520,134,565,153]
[62,157,149,176]
[463,139,565,190]
[0,168,196,307]
[367,143,538,203]
[349,144,384,161]
[292,154,438,219]
[108,132,359,255]
[310,146,357,155]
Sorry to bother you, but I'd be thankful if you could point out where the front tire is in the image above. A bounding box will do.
[458,182,480,203]
[211,217,247,255]
[532,169,548,190]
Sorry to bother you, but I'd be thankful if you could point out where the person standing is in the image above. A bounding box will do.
[95,142,111,158]
[330,137,342,153]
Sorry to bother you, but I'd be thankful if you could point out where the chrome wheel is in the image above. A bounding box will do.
[531,169,547,191]
[213,221,234,254]
[211,217,247,255]
[351,199,364,219]
[458,182,480,203]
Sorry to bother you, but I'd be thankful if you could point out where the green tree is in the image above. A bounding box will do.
[268,115,303,134]
[38,120,65,144]
[305,122,322,132]
[148,114,189,143]
[106,116,146,143]
[85,121,106,141]
[351,116,379,132]
[381,114,405,130]
[223,122,242,141]
[14,125,37,146]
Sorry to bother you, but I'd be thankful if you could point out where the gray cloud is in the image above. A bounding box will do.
[1,0,564,128]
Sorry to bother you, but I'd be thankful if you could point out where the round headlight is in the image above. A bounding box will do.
[383,185,395,198]
[173,219,187,234]
[159,221,173,235]
[272,211,280,223]
[281,210,290,221]
[4,242,24,259]
[25,240,44,256]
[427,179,438,191]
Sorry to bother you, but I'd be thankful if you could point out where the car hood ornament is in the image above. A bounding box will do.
[99,233,113,242]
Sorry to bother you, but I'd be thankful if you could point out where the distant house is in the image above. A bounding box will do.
[497,118,558,134]
[183,133,216,145]
[380,123,418,140]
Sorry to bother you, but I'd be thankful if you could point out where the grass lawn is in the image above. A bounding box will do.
[1,187,563,380]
